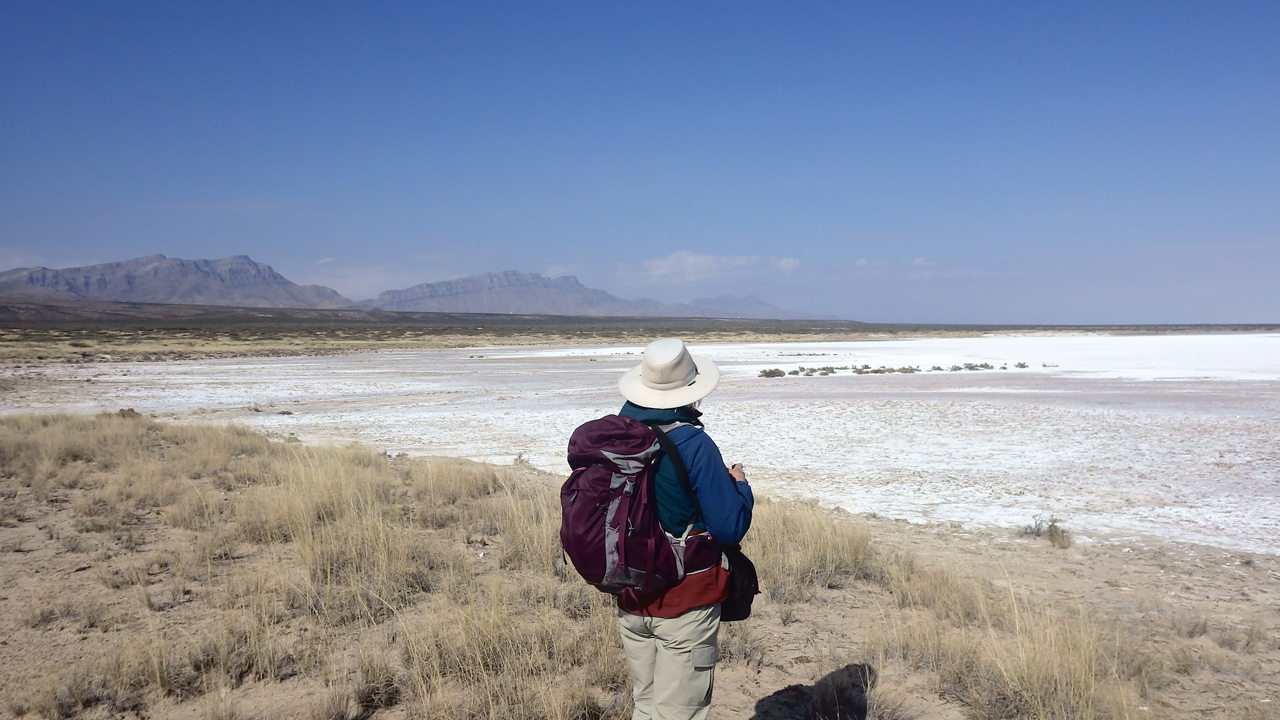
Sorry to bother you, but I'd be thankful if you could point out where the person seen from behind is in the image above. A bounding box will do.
[615,338,754,720]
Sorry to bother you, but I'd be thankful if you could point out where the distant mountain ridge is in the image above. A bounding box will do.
[0,255,361,309]
[0,255,807,319]
[375,271,804,319]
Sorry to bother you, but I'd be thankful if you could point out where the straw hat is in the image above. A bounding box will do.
[618,338,720,409]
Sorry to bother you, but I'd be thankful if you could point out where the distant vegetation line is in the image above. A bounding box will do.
[3,296,1276,333]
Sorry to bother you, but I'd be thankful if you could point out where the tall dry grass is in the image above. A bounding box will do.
[0,413,630,719]
[744,496,1159,719]
[0,413,1170,719]
[746,497,875,602]
[869,592,1139,718]
[740,494,1173,719]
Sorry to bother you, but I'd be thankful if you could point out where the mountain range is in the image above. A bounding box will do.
[0,255,807,319]
[0,255,359,309]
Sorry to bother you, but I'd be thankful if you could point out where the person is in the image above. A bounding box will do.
[614,338,754,720]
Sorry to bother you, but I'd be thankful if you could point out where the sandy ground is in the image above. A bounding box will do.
[2,471,1276,719]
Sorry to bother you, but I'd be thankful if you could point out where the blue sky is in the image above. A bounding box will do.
[2,2,1277,323]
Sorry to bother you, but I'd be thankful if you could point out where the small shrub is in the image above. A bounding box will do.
[1023,514,1072,548]
[1046,519,1072,549]
[1022,514,1047,537]
[758,368,786,378]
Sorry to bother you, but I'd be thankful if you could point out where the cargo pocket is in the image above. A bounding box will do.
[691,643,719,670]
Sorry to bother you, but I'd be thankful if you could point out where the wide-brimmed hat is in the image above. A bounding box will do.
[618,338,720,409]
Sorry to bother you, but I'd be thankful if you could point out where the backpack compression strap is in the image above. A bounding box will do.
[644,422,703,532]
[646,422,743,552]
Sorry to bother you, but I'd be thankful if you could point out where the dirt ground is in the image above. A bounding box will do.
[3,475,1276,720]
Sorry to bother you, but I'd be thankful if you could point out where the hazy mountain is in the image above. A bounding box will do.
[0,255,361,310]
[688,294,807,320]
[0,256,807,318]
[374,271,804,319]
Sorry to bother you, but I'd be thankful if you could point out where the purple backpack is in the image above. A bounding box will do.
[560,414,686,598]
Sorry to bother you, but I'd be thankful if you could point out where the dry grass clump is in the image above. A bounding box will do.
[862,549,1199,718]
[293,514,468,624]
[476,480,566,575]
[355,648,402,712]
[870,598,1133,719]
[402,588,628,719]
[16,612,300,716]
[719,623,768,669]
[1172,615,1209,639]
[880,554,991,625]
[746,498,875,602]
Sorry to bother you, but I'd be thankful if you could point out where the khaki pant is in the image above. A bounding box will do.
[617,603,721,720]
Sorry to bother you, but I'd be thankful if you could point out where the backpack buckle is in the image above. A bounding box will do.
[678,524,692,547]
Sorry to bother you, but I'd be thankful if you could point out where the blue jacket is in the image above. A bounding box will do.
[619,401,754,546]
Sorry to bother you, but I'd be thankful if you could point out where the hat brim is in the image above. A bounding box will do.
[618,354,720,409]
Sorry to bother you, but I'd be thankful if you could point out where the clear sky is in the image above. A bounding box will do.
[2,2,1278,323]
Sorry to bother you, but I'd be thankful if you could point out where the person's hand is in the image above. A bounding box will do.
[727,463,746,483]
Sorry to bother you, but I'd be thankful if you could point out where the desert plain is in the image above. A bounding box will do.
[2,326,1278,719]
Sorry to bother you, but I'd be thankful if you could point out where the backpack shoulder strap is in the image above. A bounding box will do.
[643,422,703,528]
